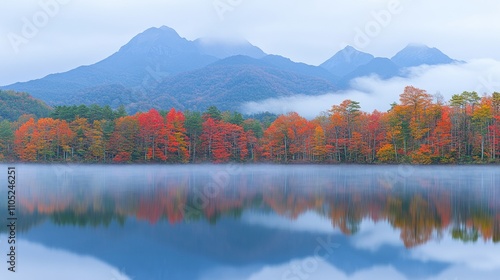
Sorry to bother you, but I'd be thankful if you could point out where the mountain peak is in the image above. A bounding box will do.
[320,46,374,77]
[405,43,429,49]
[158,25,177,32]
[194,37,266,59]
[391,44,455,68]
[138,26,182,40]
[342,45,357,51]
[118,26,190,54]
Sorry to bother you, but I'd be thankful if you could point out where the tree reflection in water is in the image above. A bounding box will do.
[3,165,499,247]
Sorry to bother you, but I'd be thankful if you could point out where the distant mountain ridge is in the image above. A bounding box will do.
[339,57,401,87]
[194,37,267,59]
[1,26,459,113]
[320,46,374,77]
[150,55,337,111]
[3,26,220,102]
[391,43,457,68]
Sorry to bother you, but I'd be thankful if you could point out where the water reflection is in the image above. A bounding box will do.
[0,239,130,280]
[0,164,499,279]
[8,165,500,246]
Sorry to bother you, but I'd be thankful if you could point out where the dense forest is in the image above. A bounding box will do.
[1,86,500,164]
[0,90,52,121]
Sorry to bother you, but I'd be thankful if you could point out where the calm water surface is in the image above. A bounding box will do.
[0,164,499,280]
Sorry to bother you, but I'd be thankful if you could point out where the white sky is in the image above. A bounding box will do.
[1,0,500,86]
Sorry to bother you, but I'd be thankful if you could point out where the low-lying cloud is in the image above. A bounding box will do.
[241,59,500,119]
[242,211,341,234]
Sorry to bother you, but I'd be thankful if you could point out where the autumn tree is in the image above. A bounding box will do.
[399,86,434,150]
[54,119,74,160]
[218,122,248,162]
[109,115,140,162]
[70,117,92,160]
[14,118,37,161]
[381,104,409,162]
[376,143,396,163]
[138,109,166,161]
[365,110,385,162]
[34,118,58,160]
[200,117,248,162]
[312,125,327,161]
[164,108,189,163]
[200,117,218,160]
[262,112,313,162]
[429,106,453,161]
[472,97,493,161]
[87,120,105,161]
[327,100,362,162]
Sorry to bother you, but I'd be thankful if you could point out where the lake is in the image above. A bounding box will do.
[0,164,499,280]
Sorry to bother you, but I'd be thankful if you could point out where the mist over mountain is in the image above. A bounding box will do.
[320,46,374,77]
[340,58,401,87]
[391,44,457,68]
[1,26,460,113]
[194,38,267,59]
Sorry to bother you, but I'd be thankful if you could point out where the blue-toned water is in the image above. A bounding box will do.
[0,164,499,280]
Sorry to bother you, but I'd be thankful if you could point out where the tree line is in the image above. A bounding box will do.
[1,86,500,163]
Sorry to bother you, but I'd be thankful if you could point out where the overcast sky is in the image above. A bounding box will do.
[1,0,500,86]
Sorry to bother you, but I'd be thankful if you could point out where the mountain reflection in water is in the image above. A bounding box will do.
[1,164,499,280]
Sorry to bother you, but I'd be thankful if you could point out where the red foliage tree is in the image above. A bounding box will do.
[14,118,37,161]
[164,108,190,162]
[138,109,166,161]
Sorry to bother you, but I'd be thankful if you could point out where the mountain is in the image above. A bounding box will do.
[391,44,456,68]
[1,26,270,109]
[194,38,266,59]
[261,55,338,83]
[2,26,219,103]
[0,90,52,121]
[1,25,460,113]
[320,46,374,77]
[149,56,336,111]
[340,58,401,87]
[39,55,337,113]
[62,84,142,107]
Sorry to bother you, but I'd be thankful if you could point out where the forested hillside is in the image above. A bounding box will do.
[2,86,499,164]
[0,90,52,121]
